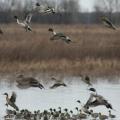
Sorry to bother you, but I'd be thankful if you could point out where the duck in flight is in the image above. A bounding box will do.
[48,28,72,44]
[16,74,44,89]
[101,16,116,30]
[3,92,19,111]
[35,2,56,14]
[50,77,67,89]
[80,75,92,86]
[84,93,113,110]
[14,13,32,32]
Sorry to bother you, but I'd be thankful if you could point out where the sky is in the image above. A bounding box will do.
[0,0,96,12]
[80,0,95,12]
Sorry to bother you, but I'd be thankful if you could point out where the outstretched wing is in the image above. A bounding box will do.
[24,13,33,24]
[10,92,17,103]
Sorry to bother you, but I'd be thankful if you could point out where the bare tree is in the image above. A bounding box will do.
[94,0,120,22]
[59,0,80,13]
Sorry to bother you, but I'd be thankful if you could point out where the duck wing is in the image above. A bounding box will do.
[10,92,17,103]
[10,102,19,111]
[24,13,33,24]
[50,83,60,89]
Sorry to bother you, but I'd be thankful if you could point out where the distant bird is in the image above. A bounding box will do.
[84,93,113,109]
[48,28,72,44]
[108,110,116,118]
[101,16,116,30]
[3,92,19,111]
[16,74,44,89]
[50,82,67,89]
[99,113,108,120]
[80,75,92,86]
[14,14,32,32]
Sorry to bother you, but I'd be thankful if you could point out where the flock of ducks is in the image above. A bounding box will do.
[0,2,118,120]
[0,2,118,44]
[2,74,117,120]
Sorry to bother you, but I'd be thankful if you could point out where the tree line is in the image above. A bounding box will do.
[0,0,120,24]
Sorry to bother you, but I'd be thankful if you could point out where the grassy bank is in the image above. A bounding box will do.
[0,24,120,76]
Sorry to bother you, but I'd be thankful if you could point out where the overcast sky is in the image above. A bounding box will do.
[0,0,96,12]
[80,0,95,12]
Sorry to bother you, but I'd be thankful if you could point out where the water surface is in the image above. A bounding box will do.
[0,77,120,119]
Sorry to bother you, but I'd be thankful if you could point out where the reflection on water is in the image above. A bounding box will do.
[0,77,120,119]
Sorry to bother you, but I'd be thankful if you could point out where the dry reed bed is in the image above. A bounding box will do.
[0,24,120,76]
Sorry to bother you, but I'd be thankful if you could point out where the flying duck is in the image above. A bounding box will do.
[3,92,19,111]
[14,13,32,32]
[48,28,72,44]
[80,75,92,86]
[84,93,113,109]
[101,16,116,30]
[50,82,67,89]
[16,74,44,89]
[35,3,55,14]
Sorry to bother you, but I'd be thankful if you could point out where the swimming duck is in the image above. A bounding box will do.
[80,75,92,86]
[108,110,116,118]
[99,113,108,120]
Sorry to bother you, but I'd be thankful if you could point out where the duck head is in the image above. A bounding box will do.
[3,93,8,96]
[48,28,54,32]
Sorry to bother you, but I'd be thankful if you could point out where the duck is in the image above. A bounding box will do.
[14,13,32,32]
[101,16,116,30]
[50,82,67,89]
[90,110,99,119]
[64,108,70,119]
[79,109,87,119]
[16,74,44,89]
[108,110,116,118]
[99,113,108,120]
[80,75,92,86]
[3,92,19,111]
[48,28,72,44]
[84,93,113,109]
[35,2,55,14]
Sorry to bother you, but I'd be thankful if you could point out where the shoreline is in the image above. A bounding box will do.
[0,58,120,78]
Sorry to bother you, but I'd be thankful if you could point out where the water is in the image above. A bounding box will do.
[0,77,120,119]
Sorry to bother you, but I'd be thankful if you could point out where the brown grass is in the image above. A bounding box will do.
[0,24,120,76]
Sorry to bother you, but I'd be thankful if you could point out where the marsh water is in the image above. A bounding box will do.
[0,76,120,119]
